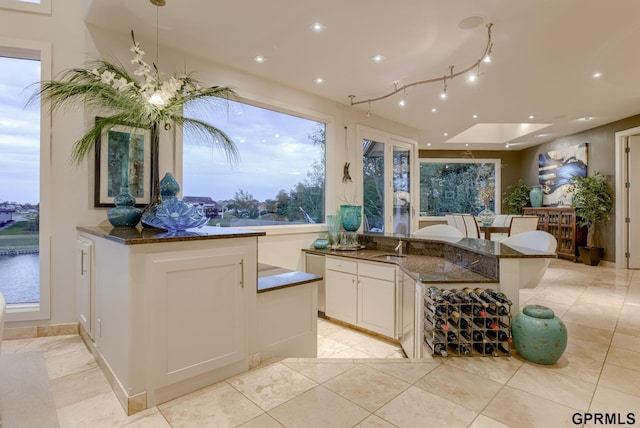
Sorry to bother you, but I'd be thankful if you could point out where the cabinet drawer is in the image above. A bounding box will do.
[358,261,396,281]
[326,256,358,274]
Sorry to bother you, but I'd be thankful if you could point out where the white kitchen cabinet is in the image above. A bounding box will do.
[325,256,398,338]
[76,237,93,338]
[76,227,261,415]
[357,261,397,338]
[325,257,358,325]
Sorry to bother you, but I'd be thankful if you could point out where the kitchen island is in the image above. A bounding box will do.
[304,232,556,358]
[76,225,265,415]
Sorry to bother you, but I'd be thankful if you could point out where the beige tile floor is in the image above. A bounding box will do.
[1,258,639,427]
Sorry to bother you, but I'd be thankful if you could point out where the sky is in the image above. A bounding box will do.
[0,56,324,205]
[0,56,40,205]
[182,100,324,202]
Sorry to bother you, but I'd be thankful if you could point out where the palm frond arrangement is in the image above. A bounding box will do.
[29,31,239,165]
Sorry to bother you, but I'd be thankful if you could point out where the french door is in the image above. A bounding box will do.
[360,127,416,235]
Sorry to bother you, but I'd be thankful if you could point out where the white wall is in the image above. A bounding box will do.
[2,1,419,327]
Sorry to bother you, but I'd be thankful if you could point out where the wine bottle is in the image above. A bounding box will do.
[446,331,458,342]
[426,287,445,303]
[441,289,462,304]
[474,287,503,306]
[444,304,461,319]
[451,316,472,331]
[452,289,473,304]
[464,305,489,318]
[486,289,513,305]
[426,304,445,317]
[485,305,510,317]
[433,342,448,357]
[474,317,499,331]
[461,329,485,343]
[497,343,511,355]
[461,288,488,307]
[473,342,498,356]
[486,329,509,342]
[434,318,449,331]
[449,343,471,355]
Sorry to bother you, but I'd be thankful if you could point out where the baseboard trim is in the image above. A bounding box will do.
[3,323,79,340]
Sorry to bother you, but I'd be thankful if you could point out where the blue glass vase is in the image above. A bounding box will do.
[107,186,142,227]
[340,205,361,232]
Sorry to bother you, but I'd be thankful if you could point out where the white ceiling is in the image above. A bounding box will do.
[84,0,640,151]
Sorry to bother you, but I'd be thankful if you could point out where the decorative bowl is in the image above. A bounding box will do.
[313,238,330,249]
[143,198,208,231]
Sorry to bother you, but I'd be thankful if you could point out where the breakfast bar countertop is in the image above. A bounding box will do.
[77,225,266,245]
[303,247,497,284]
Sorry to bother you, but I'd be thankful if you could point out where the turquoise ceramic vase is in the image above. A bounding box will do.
[340,205,362,232]
[529,185,543,207]
[511,304,567,365]
[107,186,142,227]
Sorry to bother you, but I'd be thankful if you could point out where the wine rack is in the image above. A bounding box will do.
[423,287,512,357]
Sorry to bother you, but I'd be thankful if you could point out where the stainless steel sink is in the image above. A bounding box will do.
[372,254,407,262]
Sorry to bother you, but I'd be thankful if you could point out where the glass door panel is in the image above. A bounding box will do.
[393,144,411,235]
[363,139,385,232]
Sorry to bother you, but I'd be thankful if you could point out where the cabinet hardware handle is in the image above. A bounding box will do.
[80,249,87,274]
[240,259,244,288]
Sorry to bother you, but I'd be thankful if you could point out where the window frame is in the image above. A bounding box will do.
[0,0,51,14]
[1,37,52,322]
[176,95,334,233]
[418,157,501,221]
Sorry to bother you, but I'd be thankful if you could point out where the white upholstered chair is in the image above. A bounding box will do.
[462,214,480,238]
[507,215,539,236]
[501,231,557,289]
[451,215,467,236]
[412,224,464,241]
[0,292,5,354]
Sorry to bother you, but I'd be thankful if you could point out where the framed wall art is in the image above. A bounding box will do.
[538,143,588,206]
[94,118,153,207]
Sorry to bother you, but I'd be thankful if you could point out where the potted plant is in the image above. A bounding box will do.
[569,172,614,265]
[29,31,239,225]
[502,180,531,214]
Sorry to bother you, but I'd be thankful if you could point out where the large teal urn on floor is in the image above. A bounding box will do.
[340,205,362,232]
[512,304,567,365]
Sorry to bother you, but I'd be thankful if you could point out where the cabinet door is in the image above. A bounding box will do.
[325,269,357,325]
[76,238,93,337]
[148,250,248,389]
[358,262,396,338]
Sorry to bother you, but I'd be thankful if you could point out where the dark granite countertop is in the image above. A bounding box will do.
[77,225,265,245]
[258,263,322,293]
[303,247,496,284]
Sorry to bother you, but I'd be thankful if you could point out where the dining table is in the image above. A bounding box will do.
[480,225,510,240]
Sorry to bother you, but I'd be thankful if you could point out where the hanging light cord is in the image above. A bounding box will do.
[348,23,493,107]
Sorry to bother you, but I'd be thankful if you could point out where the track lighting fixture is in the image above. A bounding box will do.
[348,23,493,108]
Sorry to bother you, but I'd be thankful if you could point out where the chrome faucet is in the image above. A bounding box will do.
[395,239,403,256]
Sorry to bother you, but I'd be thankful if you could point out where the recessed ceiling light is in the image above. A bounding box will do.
[427,143,431,147]
[529,115,535,119]
[310,22,326,32]
[581,116,593,121]
[468,74,477,82]
[505,143,510,148]
[315,77,324,84]
[431,108,437,113]
[472,114,478,119]
[398,99,406,107]
[592,72,602,78]
[444,132,448,137]
[371,54,385,62]
[465,143,469,147]
[253,55,266,63]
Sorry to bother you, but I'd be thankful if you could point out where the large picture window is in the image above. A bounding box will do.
[0,39,50,321]
[419,158,500,218]
[182,99,326,226]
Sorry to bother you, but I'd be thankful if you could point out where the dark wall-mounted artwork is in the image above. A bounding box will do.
[94,118,152,207]
[538,143,588,206]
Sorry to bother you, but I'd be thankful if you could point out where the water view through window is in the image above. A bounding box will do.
[183,99,326,226]
[0,55,40,304]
